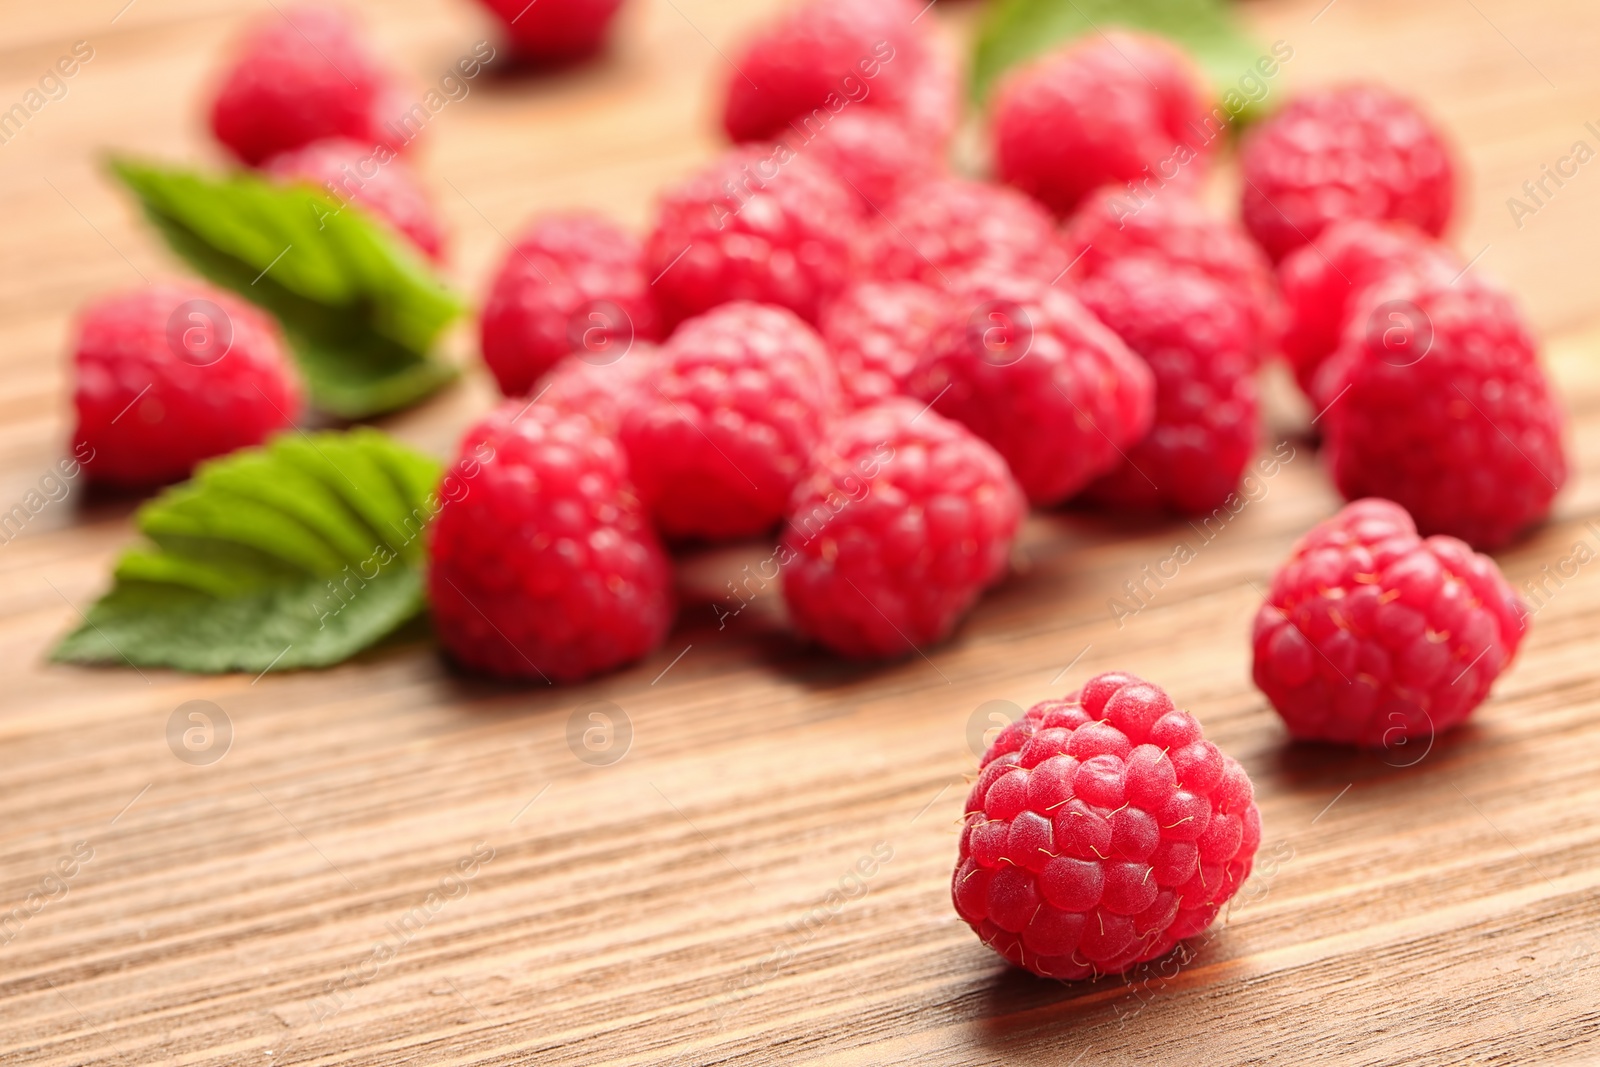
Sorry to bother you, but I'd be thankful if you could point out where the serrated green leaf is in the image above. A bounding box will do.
[109,158,464,419]
[52,430,444,674]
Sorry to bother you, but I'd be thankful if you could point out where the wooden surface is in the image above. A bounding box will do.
[4,0,1600,1064]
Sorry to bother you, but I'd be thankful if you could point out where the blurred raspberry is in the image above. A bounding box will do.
[264,137,446,262]
[475,0,625,61]
[530,346,654,436]
[859,178,1069,290]
[819,280,945,410]
[794,108,943,209]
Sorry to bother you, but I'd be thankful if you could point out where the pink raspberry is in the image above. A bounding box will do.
[1277,219,1460,396]
[858,178,1069,290]
[1317,273,1566,549]
[819,280,945,410]
[1076,257,1259,515]
[480,213,659,397]
[263,137,446,262]
[619,302,838,540]
[428,401,674,682]
[993,33,1213,217]
[474,0,624,61]
[907,279,1154,506]
[72,284,301,489]
[1240,85,1457,262]
[645,146,863,328]
[781,399,1025,658]
[530,345,654,437]
[955,671,1261,979]
[208,5,413,166]
[794,108,943,209]
[1252,498,1526,747]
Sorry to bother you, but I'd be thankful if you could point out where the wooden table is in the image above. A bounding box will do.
[4,0,1600,1063]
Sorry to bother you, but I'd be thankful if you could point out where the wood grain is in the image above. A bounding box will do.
[3,0,1600,1064]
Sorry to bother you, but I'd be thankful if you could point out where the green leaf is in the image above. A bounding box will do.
[971,0,1272,123]
[109,158,464,419]
[52,429,445,674]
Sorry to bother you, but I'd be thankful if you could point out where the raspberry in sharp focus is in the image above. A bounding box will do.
[645,146,864,329]
[1239,84,1457,262]
[1076,257,1260,515]
[992,32,1214,218]
[530,345,655,437]
[955,671,1262,979]
[1252,498,1526,747]
[1316,272,1566,550]
[72,284,301,489]
[907,278,1154,506]
[819,279,946,410]
[263,137,447,263]
[618,302,839,540]
[428,401,674,683]
[781,398,1026,658]
[481,212,660,397]
[475,0,625,62]
[795,108,944,211]
[208,5,413,166]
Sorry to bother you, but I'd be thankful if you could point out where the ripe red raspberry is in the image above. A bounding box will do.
[530,346,654,436]
[1277,219,1459,396]
[475,0,624,61]
[907,279,1154,506]
[1240,85,1457,262]
[794,108,943,209]
[264,137,446,262]
[1317,273,1566,549]
[819,280,945,410]
[1076,257,1259,515]
[993,33,1213,218]
[645,146,863,329]
[619,302,837,540]
[208,6,412,166]
[481,213,659,397]
[859,178,1069,290]
[1252,498,1526,747]
[781,399,1025,658]
[428,401,673,682]
[72,285,301,488]
[1062,186,1282,361]
[955,672,1261,979]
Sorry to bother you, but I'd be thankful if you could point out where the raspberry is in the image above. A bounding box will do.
[619,302,838,540]
[530,346,654,436]
[819,280,945,410]
[1240,85,1457,262]
[793,108,943,209]
[1252,498,1526,747]
[645,146,863,328]
[263,137,446,262]
[1076,257,1259,515]
[781,399,1025,658]
[993,33,1213,217]
[1062,187,1282,361]
[907,279,1154,506]
[475,0,624,61]
[481,213,660,397]
[1277,219,1459,396]
[72,285,301,489]
[1317,273,1566,549]
[428,401,673,682]
[859,178,1069,290]
[208,6,412,166]
[954,672,1261,979]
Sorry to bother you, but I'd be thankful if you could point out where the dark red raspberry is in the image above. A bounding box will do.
[481,213,659,397]
[619,302,838,540]
[1317,273,1566,549]
[993,33,1213,218]
[1076,257,1259,515]
[264,137,446,262]
[955,672,1261,979]
[1277,219,1460,396]
[475,0,624,61]
[208,6,412,166]
[907,279,1154,506]
[531,346,654,437]
[1240,85,1457,262]
[819,280,945,410]
[1062,187,1281,361]
[1252,498,1526,747]
[781,399,1025,658]
[794,108,943,209]
[428,401,673,682]
[859,178,1069,290]
[645,146,863,329]
[72,284,300,488]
